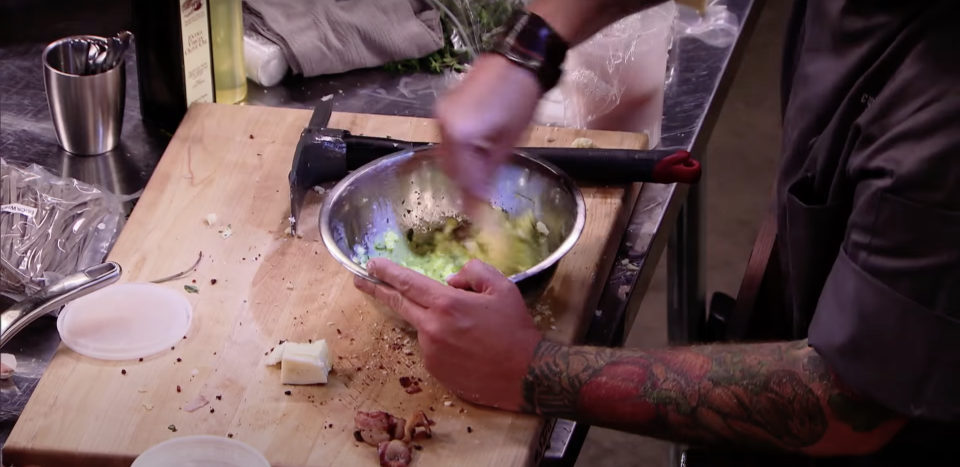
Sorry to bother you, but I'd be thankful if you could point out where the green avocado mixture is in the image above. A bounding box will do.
[352,209,552,283]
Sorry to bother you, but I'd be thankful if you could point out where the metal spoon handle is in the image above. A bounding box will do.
[1,262,122,348]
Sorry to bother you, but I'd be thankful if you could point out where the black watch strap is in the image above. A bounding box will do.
[492,10,569,93]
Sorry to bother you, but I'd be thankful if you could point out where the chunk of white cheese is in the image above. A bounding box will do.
[267,340,332,385]
[265,343,287,366]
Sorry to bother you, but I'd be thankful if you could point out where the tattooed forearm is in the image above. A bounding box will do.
[520,340,903,455]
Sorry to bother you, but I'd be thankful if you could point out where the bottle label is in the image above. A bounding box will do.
[179,0,215,106]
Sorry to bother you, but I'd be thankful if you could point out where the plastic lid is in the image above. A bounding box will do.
[132,435,270,467]
[57,282,193,361]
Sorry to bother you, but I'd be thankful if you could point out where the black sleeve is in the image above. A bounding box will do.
[807,38,960,421]
[779,0,808,119]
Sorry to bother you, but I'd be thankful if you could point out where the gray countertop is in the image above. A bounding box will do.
[0,0,760,464]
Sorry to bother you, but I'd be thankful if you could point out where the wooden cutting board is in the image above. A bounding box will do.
[3,103,647,467]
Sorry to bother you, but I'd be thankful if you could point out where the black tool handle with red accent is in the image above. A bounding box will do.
[522,148,701,185]
[341,133,701,185]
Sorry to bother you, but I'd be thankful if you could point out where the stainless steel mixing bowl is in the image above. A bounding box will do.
[319,145,586,303]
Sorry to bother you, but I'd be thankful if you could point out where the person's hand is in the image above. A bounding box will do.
[435,53,542,202]
[353,258,543,411]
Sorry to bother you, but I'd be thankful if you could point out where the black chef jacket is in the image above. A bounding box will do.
[779,0,960,463]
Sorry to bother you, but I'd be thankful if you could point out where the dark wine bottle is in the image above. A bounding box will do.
[131,0,217,134]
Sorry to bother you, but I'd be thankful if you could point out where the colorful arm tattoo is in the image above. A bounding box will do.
[521,340,901,452]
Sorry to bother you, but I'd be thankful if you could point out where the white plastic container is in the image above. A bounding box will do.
[243,30,289,87]
[132,435,270,467]
[57,282,193,361]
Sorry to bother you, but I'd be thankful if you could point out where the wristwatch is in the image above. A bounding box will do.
[492,10,570,93]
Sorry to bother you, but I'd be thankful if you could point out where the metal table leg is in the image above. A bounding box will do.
[667,185,706,346]
[665,162,705,467]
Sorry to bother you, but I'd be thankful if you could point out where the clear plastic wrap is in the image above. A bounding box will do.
[416,0,740,147]
[676,0,741,48]
[0,158,124,297]
[533,1,740,146]
[534,1,678,146]
[1,351,46,421]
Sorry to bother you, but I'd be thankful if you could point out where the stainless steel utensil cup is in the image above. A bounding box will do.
[42,35,125,156]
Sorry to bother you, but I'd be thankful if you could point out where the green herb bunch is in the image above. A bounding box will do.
[384,0,523,74]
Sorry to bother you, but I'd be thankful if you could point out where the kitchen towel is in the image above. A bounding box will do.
[243,0,444,77]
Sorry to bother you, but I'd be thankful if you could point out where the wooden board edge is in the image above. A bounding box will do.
[1,447,134,467]
[570,182,643,343]
[529,418,555,467]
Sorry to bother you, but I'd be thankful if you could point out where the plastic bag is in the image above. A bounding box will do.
[0,158,124,297]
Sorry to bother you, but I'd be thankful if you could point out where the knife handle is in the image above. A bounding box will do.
[523,148,700,185]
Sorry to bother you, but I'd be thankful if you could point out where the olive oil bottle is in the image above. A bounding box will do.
[132,0,217,134]
[209,0,247,104]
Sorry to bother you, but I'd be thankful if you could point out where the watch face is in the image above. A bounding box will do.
[512,16,549,59]
[495,11,568,92]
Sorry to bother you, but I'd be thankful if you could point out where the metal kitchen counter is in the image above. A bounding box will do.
[0,0,763,464]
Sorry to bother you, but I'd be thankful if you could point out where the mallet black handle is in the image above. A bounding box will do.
[342,134,700,185]
[521,147,700,185]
